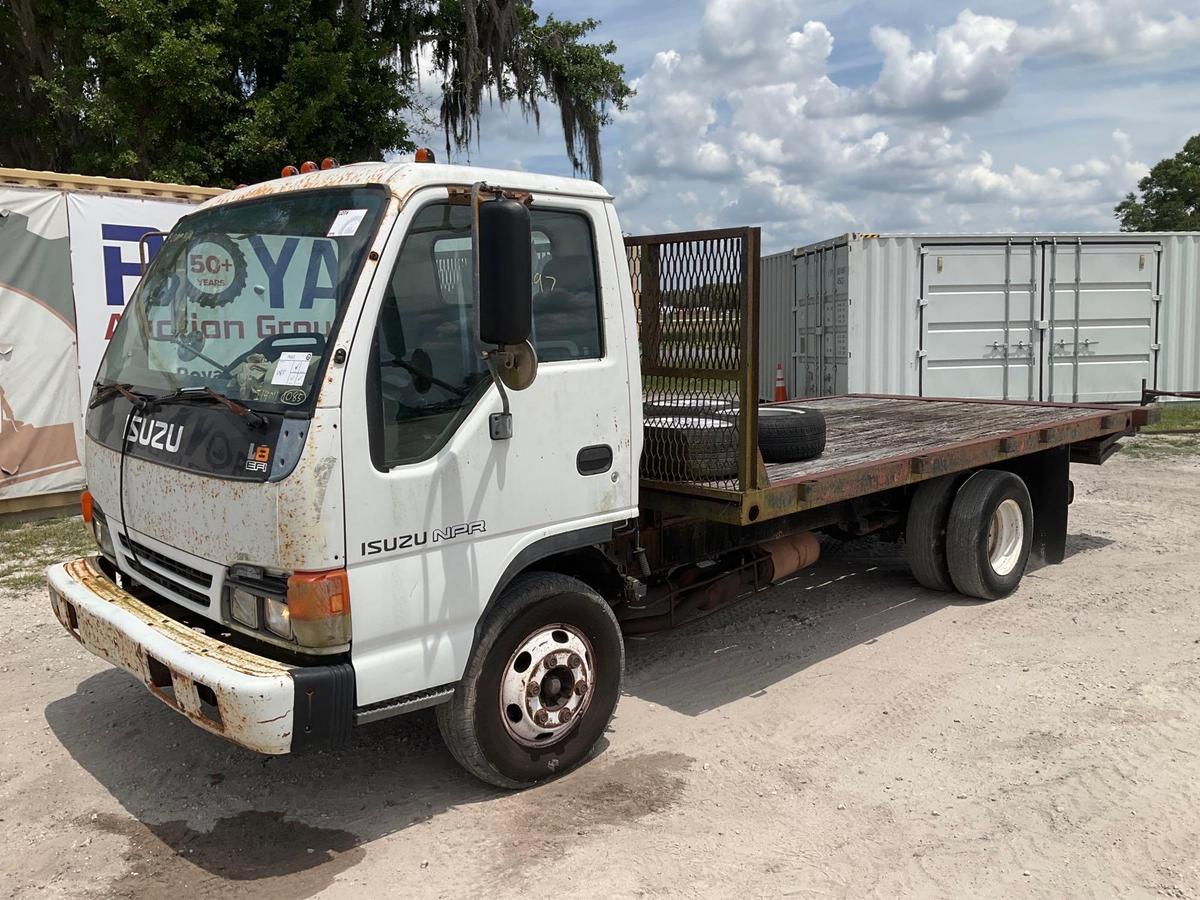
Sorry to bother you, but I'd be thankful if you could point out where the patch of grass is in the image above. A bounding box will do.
[1143,402,1200,433]
[0,515,94,594]
[1119,435,1200,460]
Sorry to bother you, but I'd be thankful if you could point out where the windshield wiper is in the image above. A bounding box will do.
[152,386,269,429]
[89,381,156,410]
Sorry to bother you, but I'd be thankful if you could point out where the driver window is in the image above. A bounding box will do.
[368,200,603,469]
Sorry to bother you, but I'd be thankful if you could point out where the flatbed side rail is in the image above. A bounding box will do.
[641,395,1147,526]
[625,227,763,496]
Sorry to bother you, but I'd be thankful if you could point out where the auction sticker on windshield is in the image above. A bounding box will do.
[272,351,313,386]
[327,208,369,237]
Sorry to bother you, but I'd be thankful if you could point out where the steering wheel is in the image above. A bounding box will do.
[220,332,327,377]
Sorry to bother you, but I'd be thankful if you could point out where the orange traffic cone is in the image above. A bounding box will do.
[773,363,787,402]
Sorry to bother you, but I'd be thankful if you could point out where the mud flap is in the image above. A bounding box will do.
[1000,446,1070,565]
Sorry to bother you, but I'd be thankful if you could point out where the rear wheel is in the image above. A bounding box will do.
[436,572,623,789]
[904,475,962,591]
[945,470,1034,600]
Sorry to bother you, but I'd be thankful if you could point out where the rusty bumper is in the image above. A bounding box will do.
[47,556,299,754]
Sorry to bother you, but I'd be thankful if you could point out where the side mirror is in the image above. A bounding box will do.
[477,199,532,346]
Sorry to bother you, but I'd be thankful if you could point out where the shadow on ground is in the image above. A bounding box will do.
[44,532,1100,897]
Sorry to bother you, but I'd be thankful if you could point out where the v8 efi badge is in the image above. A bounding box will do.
[245,442,271,474]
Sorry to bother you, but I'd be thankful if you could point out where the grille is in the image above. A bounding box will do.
[117,535,212,606]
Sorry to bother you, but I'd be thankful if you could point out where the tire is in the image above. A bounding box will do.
[945,470,1034,601]
[642,416,739,481]
[436,572,624,789]
[710,405,826,463]
[642,396,726,419]
[755,408,826,462]
[904,475,962,591]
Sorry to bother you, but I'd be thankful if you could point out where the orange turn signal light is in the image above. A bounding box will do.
[287,569,350,621]
[280,165,299,177]
[299,160,319,174]
[414,147,436,163]
[320,157,338,170]
[80,490,94,524]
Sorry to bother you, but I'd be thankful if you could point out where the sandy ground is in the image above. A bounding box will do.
[2,442,1199,899]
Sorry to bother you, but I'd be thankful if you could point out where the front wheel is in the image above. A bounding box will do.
[436,572,624,789]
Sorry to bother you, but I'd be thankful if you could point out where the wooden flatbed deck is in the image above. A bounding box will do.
[640,394,1154,525]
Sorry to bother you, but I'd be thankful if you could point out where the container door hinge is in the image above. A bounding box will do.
[916,349,928,359]
[917,298,928,308]
[1037,320,1049,331]
[1152,294,1162,304]
[1151,343,1161,351]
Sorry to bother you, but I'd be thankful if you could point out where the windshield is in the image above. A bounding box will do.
[96,186,387,412]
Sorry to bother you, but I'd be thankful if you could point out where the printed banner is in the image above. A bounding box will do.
[66,192,198,414]
[0,187,84,501]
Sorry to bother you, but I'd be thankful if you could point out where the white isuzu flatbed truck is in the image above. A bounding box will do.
[47,160,1153,788]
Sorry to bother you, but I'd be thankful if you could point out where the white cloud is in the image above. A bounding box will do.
[868,11,1020,117]
[1015,0,1200,59]
[606,0,1182,245]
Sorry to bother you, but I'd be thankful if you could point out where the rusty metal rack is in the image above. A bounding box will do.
[627,227,1156,528]
[626,226,762,496]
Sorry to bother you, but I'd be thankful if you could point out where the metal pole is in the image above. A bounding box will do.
[1072,238,1082,403]
[1047,239,1058,402]
[1028,239,1037,400]
[1002,239,1012,400]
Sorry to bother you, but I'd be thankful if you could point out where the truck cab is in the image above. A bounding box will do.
[50,162,641,786]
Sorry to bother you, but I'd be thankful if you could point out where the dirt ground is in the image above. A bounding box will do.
[2,438,1199,899]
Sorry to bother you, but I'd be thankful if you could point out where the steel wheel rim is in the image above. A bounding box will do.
[499,624,595,748]
[987,498,1024,576]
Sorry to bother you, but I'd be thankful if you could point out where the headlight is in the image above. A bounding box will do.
[91,513,115,559]
[229,587,260,629]
[263,596,293,639]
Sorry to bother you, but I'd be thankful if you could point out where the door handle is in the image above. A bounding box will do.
[576,444,613,476]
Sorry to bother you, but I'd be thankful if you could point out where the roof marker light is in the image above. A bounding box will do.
[320,157,339,170]
[299,160,319,174]
[281,165,299,177]
[414,147,436,163]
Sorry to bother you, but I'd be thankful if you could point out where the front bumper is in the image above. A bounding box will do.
[47,557,353,754]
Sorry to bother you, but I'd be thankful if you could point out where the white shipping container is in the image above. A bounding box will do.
[760,232,1200,403]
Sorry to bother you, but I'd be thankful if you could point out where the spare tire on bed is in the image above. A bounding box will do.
[712,405,827,463]
[641,396,728,419]
[754,407,826,462]
[641,416,740,482]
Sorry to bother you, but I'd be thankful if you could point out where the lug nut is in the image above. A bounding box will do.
[534,709,550,726]
[559,707,573,723]
[574,681,588,696]
[526,680,540,697]
[568,653,583,668]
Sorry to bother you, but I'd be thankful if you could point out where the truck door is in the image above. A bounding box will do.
[1044,241,1159,402]
[340,190,636,707]
[920,242,1039,400]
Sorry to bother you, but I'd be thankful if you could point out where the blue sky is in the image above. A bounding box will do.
[421,0,1200,251]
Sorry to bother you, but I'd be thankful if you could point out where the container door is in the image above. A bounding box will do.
[795,249,821,397]
[1044,241,1159,402]
[793,244,851,398]
[920,243,1039,400]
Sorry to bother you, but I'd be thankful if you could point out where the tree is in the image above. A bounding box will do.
[0,0,630,187]
[1115,134,1200,231]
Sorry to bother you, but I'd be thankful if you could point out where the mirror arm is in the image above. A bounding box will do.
[483,350,513,441]
[472,181,515,442]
